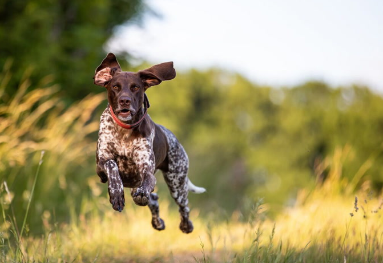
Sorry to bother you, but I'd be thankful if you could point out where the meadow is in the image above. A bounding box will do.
[1,64,383,263]
[2,150,383,262]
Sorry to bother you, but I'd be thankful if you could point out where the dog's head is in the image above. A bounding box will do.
[94,53,176,123]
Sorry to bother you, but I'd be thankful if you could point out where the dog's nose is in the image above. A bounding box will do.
[119,96,131,106]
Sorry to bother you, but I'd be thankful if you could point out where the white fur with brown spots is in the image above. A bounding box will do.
[94,53,205,233]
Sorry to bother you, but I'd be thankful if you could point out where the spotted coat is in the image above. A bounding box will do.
[94,53,205,233]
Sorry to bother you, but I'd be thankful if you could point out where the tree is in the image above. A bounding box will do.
[0,0,147,100]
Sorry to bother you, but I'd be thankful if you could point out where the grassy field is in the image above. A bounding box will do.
[1,68,383,262]
[1,148,383,262]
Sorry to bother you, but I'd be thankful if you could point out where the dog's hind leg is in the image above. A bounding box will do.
[162,146,195,234]
[159,126,197,233]
[163,168,194,234]
[148,193,165,231]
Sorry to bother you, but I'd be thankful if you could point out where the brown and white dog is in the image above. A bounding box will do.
[93,53,205,233]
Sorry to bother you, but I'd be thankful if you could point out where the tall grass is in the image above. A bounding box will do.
[0,152,45,262]
[2,146,382,262]
[0,62,106,233]
[0,64,382,262]
[234,145,383,263]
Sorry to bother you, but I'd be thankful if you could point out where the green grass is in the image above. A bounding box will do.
[1,158,382,263]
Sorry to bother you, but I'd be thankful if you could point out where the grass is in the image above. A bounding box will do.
[0,61,105,232]
[1,155,382,262]
[0,65,382,262]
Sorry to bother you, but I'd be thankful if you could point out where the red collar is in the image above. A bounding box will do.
[109,105,147,129]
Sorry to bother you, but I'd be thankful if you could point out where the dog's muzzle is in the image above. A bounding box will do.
[116,108,136,122]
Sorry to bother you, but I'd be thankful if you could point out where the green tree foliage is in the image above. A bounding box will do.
[147,69,383,214]
[0,0,146,100]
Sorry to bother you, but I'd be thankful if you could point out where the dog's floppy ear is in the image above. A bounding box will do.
[94,53,121,86]
[138,62,176,88]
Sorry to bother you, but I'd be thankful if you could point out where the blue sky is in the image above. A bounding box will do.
[107,0,383,91]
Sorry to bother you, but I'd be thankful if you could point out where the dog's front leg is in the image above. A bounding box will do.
[130,141,156,206]
[101,159,125,212]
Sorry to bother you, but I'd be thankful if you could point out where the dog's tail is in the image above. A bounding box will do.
[188,179,206,194]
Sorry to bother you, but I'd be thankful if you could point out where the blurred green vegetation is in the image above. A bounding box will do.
[148,69,383,215]
[0,0,147,99]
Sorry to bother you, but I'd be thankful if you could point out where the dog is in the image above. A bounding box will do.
[93,53,205,233]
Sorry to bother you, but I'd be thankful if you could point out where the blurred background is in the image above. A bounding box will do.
[1,0,383,236]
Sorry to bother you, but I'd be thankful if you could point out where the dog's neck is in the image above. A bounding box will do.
[107,106,152,138]
[109,106,146,129]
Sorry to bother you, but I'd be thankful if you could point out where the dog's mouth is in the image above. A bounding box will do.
[116,108,133,121]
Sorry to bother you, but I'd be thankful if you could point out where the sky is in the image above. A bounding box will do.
[107,0,383,91]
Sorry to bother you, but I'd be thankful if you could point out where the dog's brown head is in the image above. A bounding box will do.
[94,53,176,123]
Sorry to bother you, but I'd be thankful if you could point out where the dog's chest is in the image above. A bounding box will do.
[114,129,135,157]
[115,130,155,186]
[98,110,155,186]
[98,109,150,159]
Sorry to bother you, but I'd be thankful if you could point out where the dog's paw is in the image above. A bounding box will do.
[132,188,149,206]
[108,188,125,212]
[152,218,165,231]
[180,218,194,234]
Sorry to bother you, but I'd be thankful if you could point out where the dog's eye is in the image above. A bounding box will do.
[113,85,119,90]
[131,86,140,92]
